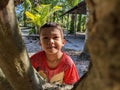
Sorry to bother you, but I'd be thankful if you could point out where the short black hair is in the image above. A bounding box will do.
[39,22,64,38]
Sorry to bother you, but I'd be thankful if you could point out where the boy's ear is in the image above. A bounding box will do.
[62,39,66,45]
[39,41,41,46]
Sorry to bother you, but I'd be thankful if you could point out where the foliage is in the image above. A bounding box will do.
[22,0,32,10]
[16,0,87,34]
[25,3,62,31]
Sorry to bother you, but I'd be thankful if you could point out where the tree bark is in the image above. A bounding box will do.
[73,0,120,90]
[1,0,120,90]
[0,0,44,90]
[0,68,13,90]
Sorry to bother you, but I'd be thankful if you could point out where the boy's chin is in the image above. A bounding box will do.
[46,50,60,55]
[46,50,58,54]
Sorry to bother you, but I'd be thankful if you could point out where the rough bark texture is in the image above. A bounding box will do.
[0,0,43,90]
[0,0,120,90]
[73,0,120,90]
[0,69,13,90]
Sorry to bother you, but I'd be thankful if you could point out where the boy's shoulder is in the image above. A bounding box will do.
[30,51,45,61]
[62,52,74,66]
[31,50,44,57]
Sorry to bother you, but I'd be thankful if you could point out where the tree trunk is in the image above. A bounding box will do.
[0,68,13,90]
[77,14,81,32]
[1,0,120,90]
[70,14,75,34]
[73,0,120,90]
[0,0,44,90]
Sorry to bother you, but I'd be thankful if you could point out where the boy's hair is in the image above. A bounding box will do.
[39,22,64,38]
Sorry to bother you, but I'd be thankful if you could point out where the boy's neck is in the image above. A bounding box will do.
[45,51,63,62]
[45,51,63,68]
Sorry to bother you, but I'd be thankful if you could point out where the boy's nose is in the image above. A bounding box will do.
[48,38,54,44]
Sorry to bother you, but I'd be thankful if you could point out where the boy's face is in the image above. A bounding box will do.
[39,27,65,54]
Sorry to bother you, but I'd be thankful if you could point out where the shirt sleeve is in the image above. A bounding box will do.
[63,63,80,85]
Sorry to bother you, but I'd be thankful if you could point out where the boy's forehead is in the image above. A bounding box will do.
[40,27,64,38]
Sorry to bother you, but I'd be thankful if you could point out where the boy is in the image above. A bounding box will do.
[30,22,79,85]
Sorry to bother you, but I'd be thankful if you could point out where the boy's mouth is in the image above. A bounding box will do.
[47,46,56,49]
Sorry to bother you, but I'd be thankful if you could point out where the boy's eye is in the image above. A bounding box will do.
[43,37,48,39]
[53,36,59,39]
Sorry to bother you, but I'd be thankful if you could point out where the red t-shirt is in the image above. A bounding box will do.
[30,51,80,84]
